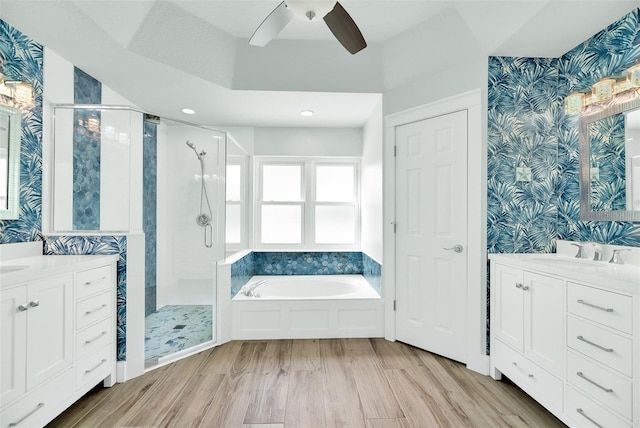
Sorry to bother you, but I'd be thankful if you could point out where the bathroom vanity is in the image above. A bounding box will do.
[0,250,118,428]
[490,241,640,428]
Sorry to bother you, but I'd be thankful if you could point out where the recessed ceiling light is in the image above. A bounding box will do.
[300,110,314,117]
[181,108,195,115]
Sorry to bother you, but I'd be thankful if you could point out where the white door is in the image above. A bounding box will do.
[395,110,468,363]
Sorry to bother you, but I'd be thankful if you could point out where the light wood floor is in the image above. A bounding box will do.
[47,339,565,428]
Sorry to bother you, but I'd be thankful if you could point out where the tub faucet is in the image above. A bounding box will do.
[241,280,268,297]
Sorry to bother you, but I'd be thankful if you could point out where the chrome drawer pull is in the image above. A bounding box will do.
[577,372,613,393]
[85,358,108,374]
[84,276,107,286]
[17,303,29,312]
[85,331,107,344]
[85,304,108,315]
[515,283,523,289]
[512,362,534,378]
[29,300,39,308]
[577,299,613,312]
[576,408,603,428]
[577,335,614,353]
[8,402,45,426]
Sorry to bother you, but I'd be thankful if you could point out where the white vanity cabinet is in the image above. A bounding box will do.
[490,252,640,428]
[0,256,117,428]
[491,263,565,413]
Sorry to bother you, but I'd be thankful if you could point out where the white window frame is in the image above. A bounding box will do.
[225,155,249,252]
[254,156,361,250]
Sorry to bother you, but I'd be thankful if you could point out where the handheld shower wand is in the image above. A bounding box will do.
[185,140,213,248]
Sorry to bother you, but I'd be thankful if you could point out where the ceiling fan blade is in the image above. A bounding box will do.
[323,1,366,54]
[249,1,295,47]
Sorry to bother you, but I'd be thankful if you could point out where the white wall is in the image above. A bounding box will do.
[254,127,362,157]
[361,100,383,263]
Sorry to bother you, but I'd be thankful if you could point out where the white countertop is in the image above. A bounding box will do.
[489,252,640,295]
[0,254,118,287]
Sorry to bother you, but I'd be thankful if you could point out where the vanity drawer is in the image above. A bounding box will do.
[567,282,632,334]
[76,291,111,330]
[494,340,563,412]
[0,369,73,428]
[567,351,633,420]
[76,265,112,300]
[567,316,633,377]
[76,317,112,359]
[75,345,113,391]
[566,386,631,428]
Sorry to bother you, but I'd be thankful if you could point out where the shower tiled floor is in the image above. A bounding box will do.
[144,305,213,364]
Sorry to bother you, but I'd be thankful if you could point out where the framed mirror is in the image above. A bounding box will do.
[0,104,21,220]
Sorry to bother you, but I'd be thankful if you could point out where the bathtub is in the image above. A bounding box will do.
[231,275,383,340]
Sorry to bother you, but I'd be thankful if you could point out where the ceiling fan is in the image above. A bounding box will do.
[249,1,367,55]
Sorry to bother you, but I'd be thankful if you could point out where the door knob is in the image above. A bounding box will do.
[443,244,463,253]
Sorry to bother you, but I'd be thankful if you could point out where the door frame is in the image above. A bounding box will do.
[383,89,489,375]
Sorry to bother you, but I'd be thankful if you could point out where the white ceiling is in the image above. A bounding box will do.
[1,0,638,128]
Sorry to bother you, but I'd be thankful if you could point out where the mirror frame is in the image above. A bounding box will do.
[0,104,21,220]
[579,94,640,222]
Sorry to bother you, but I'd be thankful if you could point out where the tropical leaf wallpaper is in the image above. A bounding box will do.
[488,8,640,254]
[44,235,128,361]
[0,20,43,243]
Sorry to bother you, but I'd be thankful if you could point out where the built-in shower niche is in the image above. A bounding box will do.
[52,105,143,232]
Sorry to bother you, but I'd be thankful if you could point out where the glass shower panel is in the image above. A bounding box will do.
[52,105,138,232]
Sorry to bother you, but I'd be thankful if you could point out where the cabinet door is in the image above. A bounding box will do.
[26,275,73,390]
[492,264,524,351]
[1,286,27,406]
[524,272,564,376]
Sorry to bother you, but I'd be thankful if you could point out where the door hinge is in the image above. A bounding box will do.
[392,221,397,233]
[393,300,396,311]
[394,145,397,157]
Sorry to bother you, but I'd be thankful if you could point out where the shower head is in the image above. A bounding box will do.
[186,140,206,159]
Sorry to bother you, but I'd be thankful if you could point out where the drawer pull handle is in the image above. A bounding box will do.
[84,276,107,286]
[577,335,614,353]
[85,304,108,315]
[17,303,29,312]
[576,408,603,428]
[85,358,108,374]
[85,331,107,344]
[512,362,534,378]
[577,299,613,312]
[515,283,523,289]
[8,402,45,426]
[521,285,530,291]
[577,372,613,393]
[29,300,39,308]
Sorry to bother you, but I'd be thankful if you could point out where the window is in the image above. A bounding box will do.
[256,158,359,248]
[226,157,248,249]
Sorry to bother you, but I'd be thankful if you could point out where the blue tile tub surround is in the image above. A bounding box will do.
[72,68,102,230]
[230,251,380,298]
[362,252,382,295]
[230,251,254,298]
[0,20,44,243]
[44,235,128,361]
[254,251,363,275]
[143,119,158,317]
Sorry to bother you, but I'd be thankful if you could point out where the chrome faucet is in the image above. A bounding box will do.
[570,243,586,259]
[241,279,268,297]
[609,249,631,265]
[590,243,603,261]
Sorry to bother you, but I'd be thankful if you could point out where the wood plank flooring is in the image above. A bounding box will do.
[47,339,565,428]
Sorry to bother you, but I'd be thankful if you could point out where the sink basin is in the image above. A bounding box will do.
[0,265,29,274]
[528,257,607,268]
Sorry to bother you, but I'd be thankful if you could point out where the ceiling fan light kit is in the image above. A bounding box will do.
[249,1,367,55]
